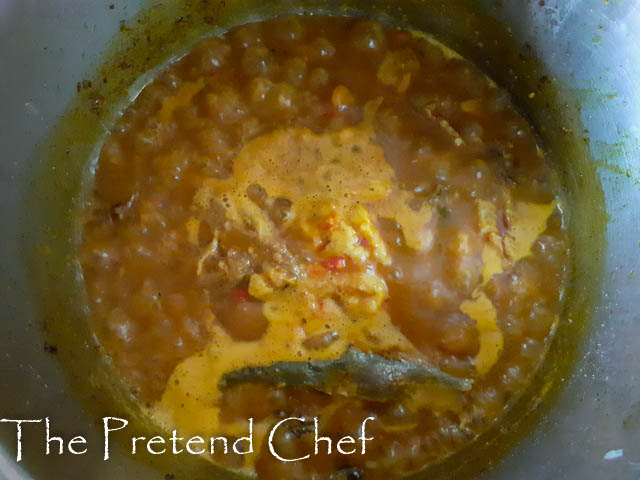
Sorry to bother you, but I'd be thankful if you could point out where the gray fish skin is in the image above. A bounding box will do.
[219,347,473,400]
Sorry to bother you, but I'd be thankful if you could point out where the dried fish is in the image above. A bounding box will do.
[220,347,473,400]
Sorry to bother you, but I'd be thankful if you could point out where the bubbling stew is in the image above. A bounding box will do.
[80,14,569,479]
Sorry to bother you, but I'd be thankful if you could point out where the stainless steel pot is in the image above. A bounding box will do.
[1,1,638,479]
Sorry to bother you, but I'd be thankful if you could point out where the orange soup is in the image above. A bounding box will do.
[80,15,569,479]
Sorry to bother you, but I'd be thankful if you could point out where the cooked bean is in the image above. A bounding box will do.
[231,23,263,48]
[272,15,305,43]
[283,57,307,86]
[350,19,386,52]
[217,298,268,341]
[193,38,231,74]
[242,45,275,75]
[248,76,273,102]
[312,37,336,58]
[205,86,246,123]
[308,67,329,90]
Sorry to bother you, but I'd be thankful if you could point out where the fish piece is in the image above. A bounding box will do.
[219,347,473,400]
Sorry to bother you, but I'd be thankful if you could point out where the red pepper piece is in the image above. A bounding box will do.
[357,234,370,249]
[232,288,251,303]
[321,256,347,271]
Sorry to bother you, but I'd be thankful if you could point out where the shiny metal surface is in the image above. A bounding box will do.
[0,0,638,479]
[482,2,640,479]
